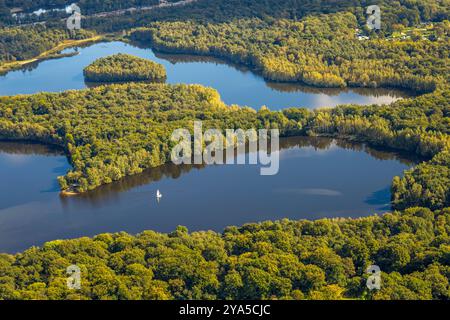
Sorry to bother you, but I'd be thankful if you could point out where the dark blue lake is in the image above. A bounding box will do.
[0,138,415,253]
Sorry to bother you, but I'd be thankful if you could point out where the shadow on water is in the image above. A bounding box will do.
[0,140,64,156]
[84,78,166,88]
[364,187,393,211]
[266,82,415,98]
[61,163,207,208]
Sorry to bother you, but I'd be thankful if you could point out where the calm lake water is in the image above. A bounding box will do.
[0,41,418,253]
[0,138,415,253]
[0,41,412,109]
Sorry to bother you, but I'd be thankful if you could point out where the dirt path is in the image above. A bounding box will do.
[0,36,103,74]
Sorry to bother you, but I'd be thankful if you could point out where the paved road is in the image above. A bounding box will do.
[11,0,200,28]
[91,0,199,18]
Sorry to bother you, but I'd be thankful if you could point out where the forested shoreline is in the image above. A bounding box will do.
[0,0,448,301]
[131,14,448,91]
[0,207,448,300]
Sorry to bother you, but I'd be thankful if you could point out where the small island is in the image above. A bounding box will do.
[83,53,167,83]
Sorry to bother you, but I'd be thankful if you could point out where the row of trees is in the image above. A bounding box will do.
[83,53,167,83]
[0,206,448,300]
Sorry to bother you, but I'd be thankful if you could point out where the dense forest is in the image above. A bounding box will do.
[0,25,94,63]
[81,0,450,33]
[0,207,448,300]
[131,13,449,91]
[0,0,448,301]
[2,0,449,31]
[83,54,167,83]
